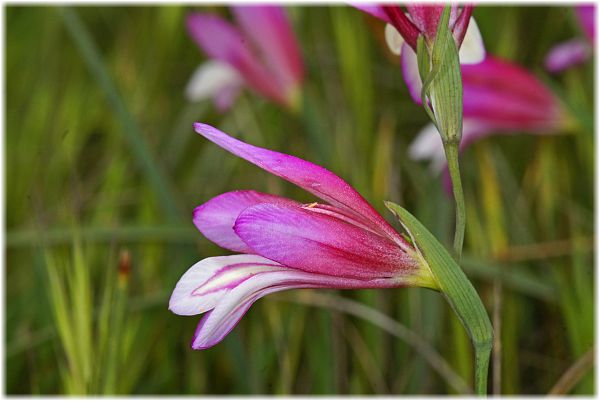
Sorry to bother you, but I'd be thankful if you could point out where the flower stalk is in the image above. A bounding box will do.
[416,6,465,258]
[412,5,490,394]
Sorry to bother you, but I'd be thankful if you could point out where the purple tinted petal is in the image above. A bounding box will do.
[232,6,304,96]
[234,203,419,280]
[400,43,423,104]
[194,190,299,253]
[190,267,398,349]
[193,123,408,247]
[351,4,392,23]
[186,13,286,104]
[461,57,564,132]
[576,5,595,43]
[544,39,591,73]
[169,254,286,316]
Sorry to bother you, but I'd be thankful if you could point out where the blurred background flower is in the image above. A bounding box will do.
[545,5,595,73]
[185,6,304,111]
[409,56,567,173]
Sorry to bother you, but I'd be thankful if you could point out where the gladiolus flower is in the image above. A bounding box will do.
[185,6,304,111]
[355,4,485,65]
[544,5,595,73]
[409,56,566,173]
[169,124,437,349]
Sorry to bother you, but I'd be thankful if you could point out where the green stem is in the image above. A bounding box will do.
[386,202,493,396]
[475,342,492,395]
[444,142,466,258]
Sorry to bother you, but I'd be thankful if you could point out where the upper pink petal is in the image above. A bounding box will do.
[232,6,304,95]
[193,190,300,253]
[186,13,287,104]
[233,203,419,280]
[544,39,591,73]
[193,123,408,247]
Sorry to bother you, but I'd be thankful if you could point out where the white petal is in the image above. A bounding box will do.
[184,60,244,102]
[458,17,485,65]
[169,254,285,316]
[385,23,405,56]
[408,123,447,172]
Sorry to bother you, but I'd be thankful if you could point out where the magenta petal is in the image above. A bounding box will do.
[576,5,595,43]
[461,57,563,132]
[234,203,418,280]
[351,4,392,23]
[194,190,299,253]
[232,6,304,93]
[193,123,407,246]
[190,267,395,349]
[452,5,474,46]
[405,5,459,39]
[186,13,285,104]
[544,39,591,73]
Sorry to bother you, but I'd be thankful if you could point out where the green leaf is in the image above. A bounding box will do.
[385,201,492,395]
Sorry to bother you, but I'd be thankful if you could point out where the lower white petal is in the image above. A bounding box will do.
[169,254,285,316]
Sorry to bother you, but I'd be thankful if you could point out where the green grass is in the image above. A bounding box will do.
[5,5,594,395]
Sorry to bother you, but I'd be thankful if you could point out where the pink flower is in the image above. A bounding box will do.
[185,6,304,111]
[169,124,436,349]
[545,5,595,73]
[354,3,486,99]
[409,57,566,175]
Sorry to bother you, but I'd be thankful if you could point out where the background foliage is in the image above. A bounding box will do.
[5,5,594,395]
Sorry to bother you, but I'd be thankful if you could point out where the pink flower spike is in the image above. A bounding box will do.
[171,124,439,349]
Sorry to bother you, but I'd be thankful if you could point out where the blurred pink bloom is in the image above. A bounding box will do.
[170,124,435,349]
[409,57,566,177]
[185,6,304,110]
[545,5,595,73]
